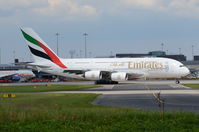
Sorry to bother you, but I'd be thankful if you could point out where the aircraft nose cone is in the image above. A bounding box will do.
[182,67,190,77]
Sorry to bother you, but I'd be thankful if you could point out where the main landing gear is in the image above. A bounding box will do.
[175,79,180,84]
[95,80,118,84]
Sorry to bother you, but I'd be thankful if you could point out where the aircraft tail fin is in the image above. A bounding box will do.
[21,28,67,68]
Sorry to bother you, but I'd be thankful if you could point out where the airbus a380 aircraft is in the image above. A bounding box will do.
[21,28,190,84]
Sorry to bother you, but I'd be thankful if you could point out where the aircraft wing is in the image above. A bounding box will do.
[127,72,145,78]
[126,70,146,78]
[63,70,84,74]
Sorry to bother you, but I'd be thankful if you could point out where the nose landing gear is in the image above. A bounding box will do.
[175,79,180,84]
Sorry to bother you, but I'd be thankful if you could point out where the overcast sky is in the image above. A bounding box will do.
[1,0,199,63]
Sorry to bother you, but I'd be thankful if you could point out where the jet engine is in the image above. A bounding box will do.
[111,72,128,81]
[84,71,102,80]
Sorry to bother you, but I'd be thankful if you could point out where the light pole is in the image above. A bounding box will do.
[69,50,76,58]
[79,50,82,58]
[192,45,194,60]
[83,33,88,58]
[161,43,164,51]
[56,33,60,56]
[13,50,15,60]
[0,48,1,64]
[89,52,92,58]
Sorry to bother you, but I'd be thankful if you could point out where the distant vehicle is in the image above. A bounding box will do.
[0,69,35,82]
[21,28,190,84]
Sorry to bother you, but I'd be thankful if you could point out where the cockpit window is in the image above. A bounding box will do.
[180,65,185,67]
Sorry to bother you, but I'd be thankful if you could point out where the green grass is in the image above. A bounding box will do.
[0,93,199,132]
[182,84,199,88]
[0,84,97,92]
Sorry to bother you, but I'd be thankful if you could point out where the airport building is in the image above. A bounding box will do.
[115,53,148,58]
[0,64,27,71]
[194,56,199,61]
[116,51,187,61]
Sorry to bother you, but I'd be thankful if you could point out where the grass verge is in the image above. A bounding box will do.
[0,84,97,92]
[182,84,199,88]
[0,93,199,131]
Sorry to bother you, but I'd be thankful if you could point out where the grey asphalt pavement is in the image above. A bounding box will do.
[2,80,199,112]
[91,82,199,112]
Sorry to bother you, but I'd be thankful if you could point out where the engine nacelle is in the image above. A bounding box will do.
[111,72,128,81]
[84,71,102,80]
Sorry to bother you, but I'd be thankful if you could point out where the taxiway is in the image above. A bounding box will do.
[2,80,199,112]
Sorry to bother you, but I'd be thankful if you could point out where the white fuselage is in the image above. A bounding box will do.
[21,28,190,82]
[39,57,190,80]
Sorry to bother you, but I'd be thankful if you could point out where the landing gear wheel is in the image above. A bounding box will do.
[175,79,180,84]
[95,80,118,84]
